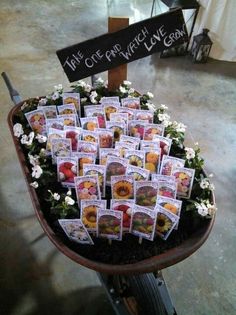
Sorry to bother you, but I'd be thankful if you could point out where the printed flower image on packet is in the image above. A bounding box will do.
[83,164,106,197]
[96,129,113,148]
[153,135,172,158]
[57,157,78,187]
[135,181,159,209]
[81,200,107,231]
[46,128,66,153]
[106,121,126,142]
[77,140,98,155]
[58,103,77,115]
[154,205,179,240]
[80,117,98,131]
[111,175,134,200]
[121,97,140,110]
[135,109,154,123]
[84,105,106,128]
[57,114,78,127]
[157,181,177,199]
[160,155,185,176]
[39,105,57,119]
[97,209,123,241]
[171,167,195,199]
[126,165,150,181]
[64,126,81,151]
[103,102,120,120]
[99,148,120,165]
[129,120,148,139]
[156,196,182,229]
[106,156,129,185]
[25,109,46,134]
[73,152,96,176]
[110,199,134,230]
[75,175,101,204]
[144,148,161,174]
[51,138,72,161]
[124,150,145,168]
[143,124,165,140]
[63,93,81,115]
[46,118,64,133]
[81,130,99,143]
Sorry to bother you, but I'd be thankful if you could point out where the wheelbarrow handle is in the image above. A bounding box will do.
[1,72,22,105]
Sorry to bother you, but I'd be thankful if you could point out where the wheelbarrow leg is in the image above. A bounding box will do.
[1,72,22,105]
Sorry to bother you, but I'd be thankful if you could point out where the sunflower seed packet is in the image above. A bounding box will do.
[106,121,127,142]
[83,164,106,197]
[58,219,94,245]
[57,157,78,187]
[81,199,107,232]
[135,181,159,209]
[46,118,64,133]
[160,155,185,176]
[81,130,99,143]
[110,199,135,231]
[121,97,140,110]
[25,109,47,134]
[111,175,134,200]
[152,174,176,185]
[115,141,137,157]
[75,175,101,204]
[156,196,182,229]
[124,150,145,168]
[118,107,135,120]
[144,148,161,174]
[77,140,98,155]
[72,152,96,176]
[57,114,78,127]
[129,120,148,139]
[157,181,177,199]
[153,135,172,157]
[84,105,106,128]
[46,128,66,153]
[130,205,157,241]
[119,134,140,149]
[140,140,160,150]
[99,148,120,165]
[38,105,57,119]
[171,167,195,199]
[126,165,150,181]
[103,102,120,121]
[80,117,98,131]
[64,126,82,151]
[155,205,179,240]
[135,109,154,123]
[51,138,72,162]
[63,92,81,116]
[97,209,123,241]
[57,103,77,115]
[143,124,165,140]
[96,128,114,148]
[106,156,129,185]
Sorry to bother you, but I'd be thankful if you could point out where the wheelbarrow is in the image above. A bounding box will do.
[4,72,215,315]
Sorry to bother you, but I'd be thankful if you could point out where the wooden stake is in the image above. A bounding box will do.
[108,17,129,91]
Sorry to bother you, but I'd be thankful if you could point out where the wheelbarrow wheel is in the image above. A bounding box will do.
[113,273,167,315]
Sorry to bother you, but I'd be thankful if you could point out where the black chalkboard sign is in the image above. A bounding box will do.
[56,8,188,82]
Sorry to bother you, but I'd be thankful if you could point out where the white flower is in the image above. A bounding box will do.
[123,80,131,86]
[160,104,168,110]
[54,84,63,91]
[128,88,135,94]
[53,193,60,201]
[162,120,171,127]
[28,154,39,166]
[195,202,208,216]
[65,196,75,206]
[38,98,47,106]
[200,178,210,189]
[96,77,104,84]
[81,97,87,104]
[158,113,170,122]
[194,142,199,146]
[208,173,214,178]
[84,84,92,93]
[77,80,87,87]
[146,102,156,111]
[40,148,46,156]
[21,102,28,110]
[32,165,43,179]
[206,203,217,216]
[209,183,215,191]
[185,147,195,160]
[147,92,154,99]
[67,189,72,196]
[20,132,35,146]
[119,85,127,94]
[30,181,39,188]
[36,134,47,143]
[90,91,98,104]
[52,91,60,100]
[13,123,24,138]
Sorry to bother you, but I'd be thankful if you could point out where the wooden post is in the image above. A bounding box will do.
[108,17,129,91]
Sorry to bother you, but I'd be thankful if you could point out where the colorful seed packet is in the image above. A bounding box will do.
[57,157,78,187]
[154,205,179,240]
[156,196,182,229]
[46,128,66,153]
[51,138,72,161]
[75,175,101,204]
[63,92,81,116]
[64,126,82,151]
[81,199,107,232]
[83,164,106,197]
[171,167,195,199]
[119,134,140,149]
[106,121,126,142]
[124,150,145,168]
[99,148,120,165]
[101,96,120,103]
[118,107,135,120]
[25,109,46,134]
[38,105,57,119]
[128,120,148,139]
[143,124,165,140]
[97,209,123,241]
[126,165,150,181]
[77,140,98,155]
[110,199,135,231]
[130,205,157,241]
[103,102,120,121]
[140,140,160,150]
[135,181,159,209]
[135,109,154,123]
[144,148,161,174]
[153,135,172,157]
[57,103,77,115]
[46,118,64,133]
[72,152,96,176]
[121,97,140,110]
[96,128,114,148]
[58,219,94,245]
[111,175,134,200]
[106,156,129,185]
[80,117,98,131]
[152,174,176,185]
[160,155,185,176]
[110,112,129,125]
[84,105,106,128]
[57,114,78,127]
[81,130,99,143]
[115,141,137,157]
[157,181,177,199]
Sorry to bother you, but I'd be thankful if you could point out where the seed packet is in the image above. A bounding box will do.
[80,117,98,131]
[156,196,182,229]
[130,205,157,241]
[111,175,134,200]
[97,209,123,241]
[81,130,99,143]
[110,199,135,231]
[126,165,150,181]
[64,126,82,151]
[81,199,107,231]
[152,174,176,185]
[121,97,140,110]
[106,121,126,142]
[77,140,98,155]
[119,135,140,149]
[103,102,120,120]
[143,124,165,140]
[118,107,135,120]
[154,205,179,240]
[38,105,57,119]
[72,152,96,176]
[135,181,158,209]
[124,150,145,168]
[144,148,161,174]
[25,109,46,134]
[140,140,160,150]
[58,219,94,245]
[128,120,148,139]
[153,135,172,157]
[83,164,106,197]
[57,157,78,187]
[96,128,113,148]
[84,105,106,128]
[160,155,185,176]
[99,148,120,165]
[51,138,71,161]
[57,103,77,115]
[135,109,154,123]
[110,112,129,125]
[75,175,101,204]
[171,167,195,199]
[46,118,64,133]
[63,92,81,116]
[115,141,137,157]
[157,181,177,199]
[101,96,120,103]
[46,128,66,153]
[57,114,78,127]
[106,156,129,185]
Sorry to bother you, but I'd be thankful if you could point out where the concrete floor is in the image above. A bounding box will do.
[0,1,236,314]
